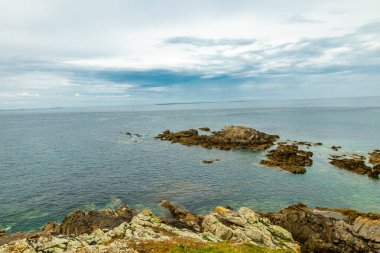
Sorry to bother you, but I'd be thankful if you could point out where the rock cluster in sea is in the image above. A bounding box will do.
[155,125,280,151]
[0,201,300,253]
[329,152,380,179]
[260,144,313,174]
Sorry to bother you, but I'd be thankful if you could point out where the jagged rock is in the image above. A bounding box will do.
[202,206,299,251]
[160,200,204,232]
[266,203,380,252]
[260,144,313,174]
[329,155,379,179]
[41,221,60,235]
[369,150,380,165]
[156,126,279,151]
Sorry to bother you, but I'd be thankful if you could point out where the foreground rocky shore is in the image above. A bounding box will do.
[1,201,379,253]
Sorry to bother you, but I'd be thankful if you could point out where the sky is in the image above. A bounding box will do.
[0,0,380,109]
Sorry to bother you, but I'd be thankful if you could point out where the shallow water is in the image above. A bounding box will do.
[1,97,380,232]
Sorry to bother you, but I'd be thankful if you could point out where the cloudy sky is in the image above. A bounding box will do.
[1,0,380,109]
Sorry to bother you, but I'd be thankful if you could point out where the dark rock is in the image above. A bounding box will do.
[260,144,313,174]
[265,204,380,253]
[331,146,341,151]
[160,200,204,232]
[0,230,5,238]
[199,127,210,131]
[202,159,220,164]
[51,205,137,236]
[329,155,379,179]
[292,141,322,147]
[156,126,279,151]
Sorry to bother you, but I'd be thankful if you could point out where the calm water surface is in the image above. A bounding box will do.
[1,97,380,232]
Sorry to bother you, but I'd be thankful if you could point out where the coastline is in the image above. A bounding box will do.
[1,201,379,252]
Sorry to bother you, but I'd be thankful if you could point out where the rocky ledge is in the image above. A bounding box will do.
[1,201,379,253]
[260,144,313,174]
[266,203,380,253]
[155,125,279,151]
[0,201,299,253]
[329,153,380,179]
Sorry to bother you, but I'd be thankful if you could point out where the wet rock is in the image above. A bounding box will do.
[199,127,210,131]
[202,159,220,164]
[260,144,313,174]
[331,145,342,151]
[156,126,279,151]
[57,205,137,236]
[369,150,380,165]
[0,230,5,238]
[266,203,380,253]
[329,155,379,179]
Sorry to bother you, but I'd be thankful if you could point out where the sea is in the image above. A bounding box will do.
[1,96,380,232]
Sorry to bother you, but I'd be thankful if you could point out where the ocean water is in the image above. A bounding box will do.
[1,97,380,232]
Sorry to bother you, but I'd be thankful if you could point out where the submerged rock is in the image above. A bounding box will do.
[260,144,313,174]
[266,203,380,253]
[202,159,220,164]
[156,125,279,151]
[329,155,379,179]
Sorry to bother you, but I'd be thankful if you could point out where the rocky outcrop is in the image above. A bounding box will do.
[266,203,380,253]
[0,204,299,253]
[156,126,279,151]
[260,144,313,174]
[202,206,299,251]
[42,205,137,236]
[329,155,380,179]
[160,200,204,232]
[369,150,380,165]
[199,127,210,131]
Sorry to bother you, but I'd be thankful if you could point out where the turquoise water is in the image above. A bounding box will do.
[1,97,380,232]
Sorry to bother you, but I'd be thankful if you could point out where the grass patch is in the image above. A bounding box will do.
[128,238,296,253]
